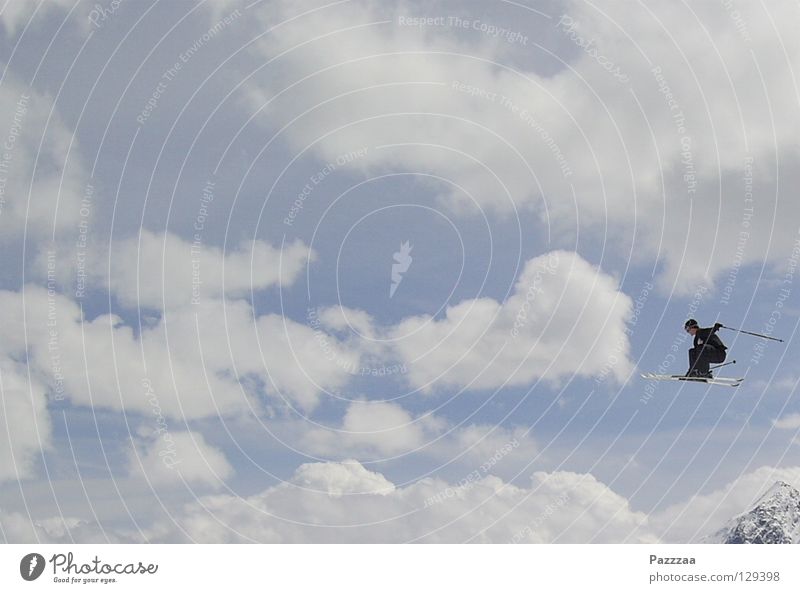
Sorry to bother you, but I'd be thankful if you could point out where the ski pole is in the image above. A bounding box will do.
[720,325,783,342]
[710,360,736,370]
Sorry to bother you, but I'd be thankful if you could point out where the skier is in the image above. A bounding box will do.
[641,322,780,387]
[684,319,726,378]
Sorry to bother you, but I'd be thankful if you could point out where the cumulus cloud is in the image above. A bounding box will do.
[773,413,800,430]
[0,509,133,544]
[0,286,361,417]
[9,460,800,543]
[300,400,535,466]
[233,0,800,292]
[128,430,234,489]
[388,250,633,391]
[107,230,313,310]
[292,459,395,497]
[145,459,654,543]
[0,0,75,36]
[0,69,88,242]
[303,401,437,457]
[650,465,800,543]
[556,0,800,290]
[241,0,552,216]
[0,249,628,428]
[0,360,51,482]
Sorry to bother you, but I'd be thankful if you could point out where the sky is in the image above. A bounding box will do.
[1,0,800,544]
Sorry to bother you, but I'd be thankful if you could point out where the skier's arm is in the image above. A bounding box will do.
[710,324,727,349]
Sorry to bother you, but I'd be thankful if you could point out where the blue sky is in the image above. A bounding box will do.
[1,0,799,543]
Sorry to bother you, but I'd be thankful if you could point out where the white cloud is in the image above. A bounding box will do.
[0,360,51,482]
[304,401,434,457]
[651,465,800,543]
[233,0,800,292]
[0,0,74,36]
[316,305,380,342]
[4,249,633,418]
[441,423,533,468]
[0,509,40,543]
[300,400,534,466]
[241,0,549,216]
[774,413,800,430]
[107,230,313,310]
[4,251,629,426]
[555,0,800,291]
[0,509,132,544]
[292,459,395,497]
[388,250,633,391]
[9,460,800,543]
[0,287,361,417]
[253,311,361,411]
[145,459,654,543]
[128,430,234,489]
[0,70,88,242]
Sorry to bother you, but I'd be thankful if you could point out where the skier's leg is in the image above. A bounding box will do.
[694,349,711,376]
[695,346,722,377]
[687,348,699,376]
[707,349,726,375]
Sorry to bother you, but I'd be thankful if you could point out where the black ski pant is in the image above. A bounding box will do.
[688,345,726,375]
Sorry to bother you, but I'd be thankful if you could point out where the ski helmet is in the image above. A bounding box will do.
[684,319,699,330]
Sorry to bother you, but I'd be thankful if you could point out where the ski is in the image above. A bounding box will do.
[640,372,743,387]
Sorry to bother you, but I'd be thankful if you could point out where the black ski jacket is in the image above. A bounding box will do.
[694,327,727,350]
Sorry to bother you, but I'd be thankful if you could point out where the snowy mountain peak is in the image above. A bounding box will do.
[756,481,796,504]
[708,481,800,544]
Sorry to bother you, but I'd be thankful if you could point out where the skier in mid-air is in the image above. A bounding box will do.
[684,319,726,378]
[641,320,780,387]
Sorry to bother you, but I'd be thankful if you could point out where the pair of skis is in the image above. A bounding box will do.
[640,371,743,388]
[641,359,743,387]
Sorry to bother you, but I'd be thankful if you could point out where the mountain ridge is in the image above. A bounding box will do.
[705,480,800,544]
